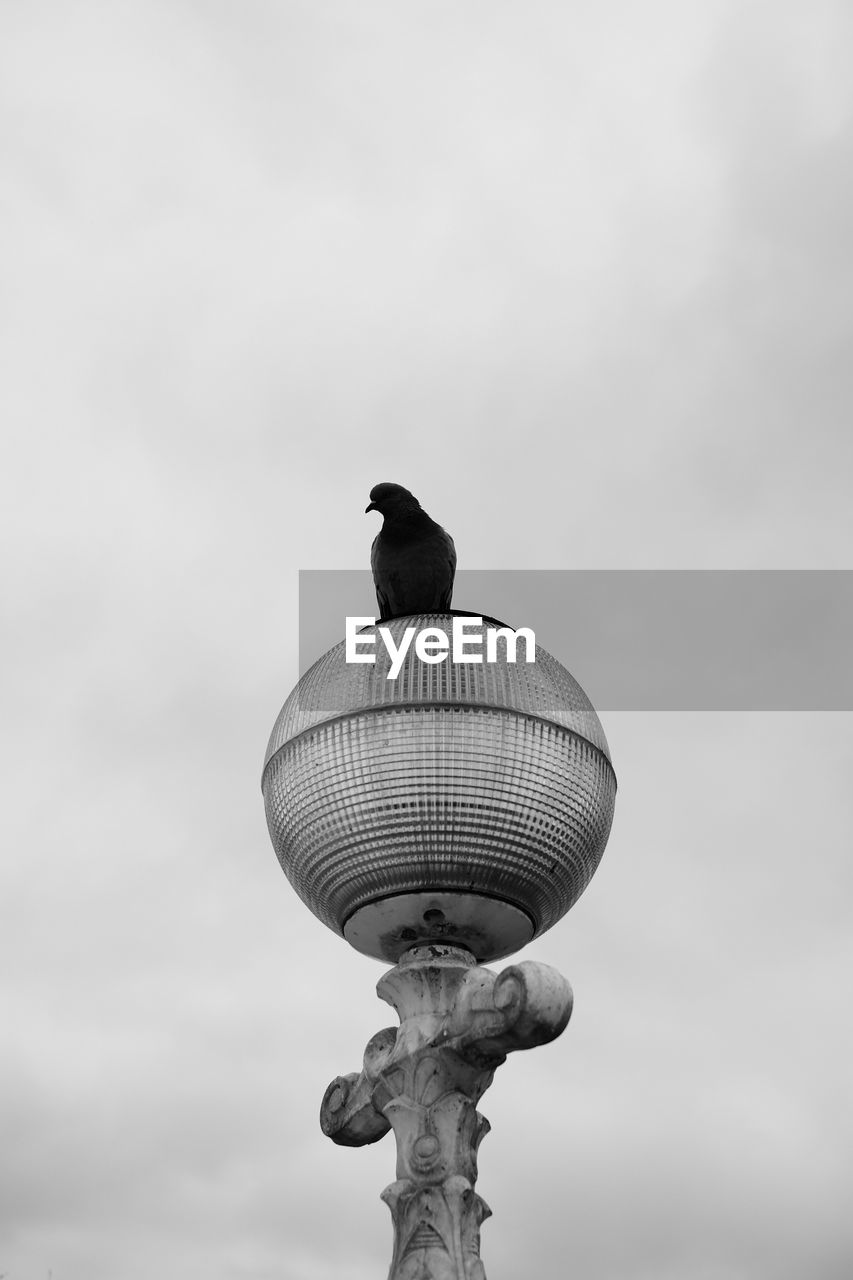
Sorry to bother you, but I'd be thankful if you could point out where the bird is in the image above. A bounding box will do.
[365,482,457,619]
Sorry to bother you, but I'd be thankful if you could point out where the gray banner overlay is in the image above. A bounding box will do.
[297,570,853,710]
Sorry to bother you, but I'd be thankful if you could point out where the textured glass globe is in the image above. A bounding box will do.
[262,614,616,962]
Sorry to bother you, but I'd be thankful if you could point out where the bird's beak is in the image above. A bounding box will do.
[365,502,377,513]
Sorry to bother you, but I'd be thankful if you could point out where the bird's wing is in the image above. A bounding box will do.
[403,526,455,613]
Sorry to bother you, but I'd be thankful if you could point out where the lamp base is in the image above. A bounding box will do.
[343,891,535,963]
[321,944,573,1279]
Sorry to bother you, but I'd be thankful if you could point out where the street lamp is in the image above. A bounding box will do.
[262,612,616,1277]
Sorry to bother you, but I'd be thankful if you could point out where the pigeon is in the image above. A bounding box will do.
[365,482,457,619]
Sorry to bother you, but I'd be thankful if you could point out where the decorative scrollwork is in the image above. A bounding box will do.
[321,944,573,1278]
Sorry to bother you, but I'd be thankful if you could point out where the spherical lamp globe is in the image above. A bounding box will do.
[262,614,616,963]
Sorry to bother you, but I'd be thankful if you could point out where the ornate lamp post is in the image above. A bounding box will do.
[262,613,616,1278]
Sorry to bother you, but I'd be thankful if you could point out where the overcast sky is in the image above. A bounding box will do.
[2,2,852,1278]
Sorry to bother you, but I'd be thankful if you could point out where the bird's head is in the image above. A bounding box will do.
[365,482,421,518]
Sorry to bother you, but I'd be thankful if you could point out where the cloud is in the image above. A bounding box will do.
[1,2,851,1278]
